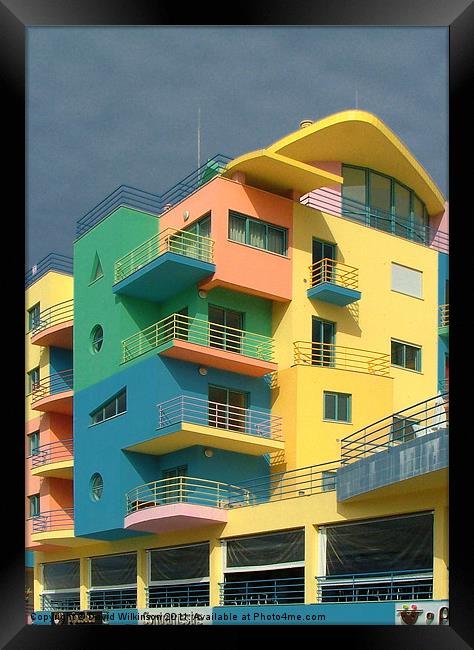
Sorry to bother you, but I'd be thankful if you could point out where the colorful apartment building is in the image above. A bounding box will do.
[26,110,449,625]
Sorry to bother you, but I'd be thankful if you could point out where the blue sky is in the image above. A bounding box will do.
[26,27,448,267]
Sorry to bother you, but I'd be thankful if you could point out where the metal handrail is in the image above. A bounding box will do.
[299,188,449,253]
[340,393,449,464]
[31,369,74,401]
[439,303,449,328]
[219,576,305,606]
[156,395,283,440]
[41,593,80,612]
[114,227,215,283]
[125,476,252,515]
[88,588,137,610]
[293,341,390,376]
[122,313,275,364]
[309,258,359,290]
[30,299,74,336]
[25,253,73,289]
[30,438,74,468]
[146,583,210,608]
[31,508,74,533]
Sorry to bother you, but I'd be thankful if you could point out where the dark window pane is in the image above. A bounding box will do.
[405,345,420,371]
[90,554,137,588]
[116,391,127,414]
[43,561,80,591]
[267,227,285,255]
[229,214,246,243]
[324,393,337,420]
[104,400,117,419]
[150,543,209,582]
[249,220,266,249]
[337,395,349,422]
[391,341,404,366]
[227,530,305,568]
[342,167,366,216]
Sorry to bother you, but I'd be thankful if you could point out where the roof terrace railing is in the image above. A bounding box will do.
[25,253,73,289]
[156,395,283,440]
[31,508,74,533]
[114,227,214,284]
[439,304,449,328]
[294,341,390,376]
[30,299,74,336]
[309,258,359,290]
[31,369,74,402]
[340,393,449,464]
[30,438,74,469]
[122,313,275,364]
[160,154,233,207]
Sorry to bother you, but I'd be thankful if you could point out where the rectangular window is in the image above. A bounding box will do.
[226,530,305,569]
[90,389,127,425]
[43,561,80,591]
[29,494,40,517]
[391,263,423,298]
[28,303,41,331]
[228,211,287,255]
[323,392,351,422]
[28,431,40,456]
[28,367,40,393]
[391,340,422,372]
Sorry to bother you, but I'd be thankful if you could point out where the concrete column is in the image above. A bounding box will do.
[304,524,318,604]
[79,557,89,610]
[33,560,42,611]
[209,537,223,606]
[433,506,449,600]
[137,549,147,608]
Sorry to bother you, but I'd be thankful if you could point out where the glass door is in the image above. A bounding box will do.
[162,465,188,504]
[208,306,243,354]
[312,317,335,367]
[208,386,247,433]
[312,239,336,285]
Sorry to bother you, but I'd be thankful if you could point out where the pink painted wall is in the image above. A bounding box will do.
[429,201,449,254]
[159,176,293,302]
[300,161,343,216]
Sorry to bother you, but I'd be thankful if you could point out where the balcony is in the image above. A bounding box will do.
[31,370,73,415]
[113,228,215,301]
[338,394,449,501]
[125,395,284,457]
[316,569,433,603]
[293,342,390,376]
[122,313,277,377]
[439,304,449,338]
[30,508,75,546]
[30,299,74,349]
[30,439,74,479]
[307,258,361,306]
[220,576,305,606]
[124,477,251,534]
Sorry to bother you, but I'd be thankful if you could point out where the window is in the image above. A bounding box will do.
[28,303,40,331]
[28,367,40,393]
[90,389,126,424]
[29,494,40,517]
[391,263,423,299]
[391,340,422,372]
[90,473,104,501]
[321,470,337,492]
[91,325,104,353]
[228,211,287,256]
[324,392,351,423]
[89,553,137,610]
[41,560,80,612]
[391,417,420,444]
[28,431,40,456]
[90,253,104,283]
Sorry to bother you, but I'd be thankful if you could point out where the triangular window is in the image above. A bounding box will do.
[91,253,104,282]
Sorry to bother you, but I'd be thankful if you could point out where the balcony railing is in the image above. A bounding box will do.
[114,228,215,284]
[31,508,74,533]
[146,583,210,608]
[309,258,359,290]
[300,189,449,253]
[30,299,74,336]
[122,313,275,364]
[88,588,137,610]
[226,460,340,508]
[41,592,80,612]
[439,304,449,328]
[220,576,305,606]
[340,394,449,464]
[30,439,74,469]
[317,569,433,603]
[294,341,390,376]
[438,378,449,393]
[31,370,74,402]
[25,253,73,289]
[157,395,283,440]
[126,477,252,514]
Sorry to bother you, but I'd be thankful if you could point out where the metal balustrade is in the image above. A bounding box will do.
[31,369,74,402]
[88,588,137,610]
[122,313,275,364]
[30,299,74,336]
[156,395,283,440]
[340,394,449,464]
[126,476,253,515]
[439,304,449,328]
[146,583,210,608]
[220,576,305,606]
[31,508,74,533]
[294,341,390,376]
[25,253,73,288]
[438,378,449,393]
[300,189,449,253]
[30,438,74,469]
[309,258,359,290]
[41,593,80,611]
[226,460,340,508]
[316,569,433,603]
[114,228,214,283]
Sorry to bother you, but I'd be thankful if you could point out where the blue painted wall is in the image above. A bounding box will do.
[437,252,449,389]
[49,347,74,392]
[74,355,271,539]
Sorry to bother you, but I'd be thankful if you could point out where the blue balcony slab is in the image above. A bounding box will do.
[307,283,361,306]
[113,252,215,302]
[438,325,449,339]
[336,428,448,501]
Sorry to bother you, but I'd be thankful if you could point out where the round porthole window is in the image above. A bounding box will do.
[91,325,104,353]
[90,473,103,501]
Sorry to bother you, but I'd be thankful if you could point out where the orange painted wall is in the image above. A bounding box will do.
[159,176,293,302]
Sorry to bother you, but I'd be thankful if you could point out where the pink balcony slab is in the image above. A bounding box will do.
[124,503,228,534]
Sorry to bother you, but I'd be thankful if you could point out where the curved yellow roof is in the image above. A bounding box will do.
[226,110,445,215]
